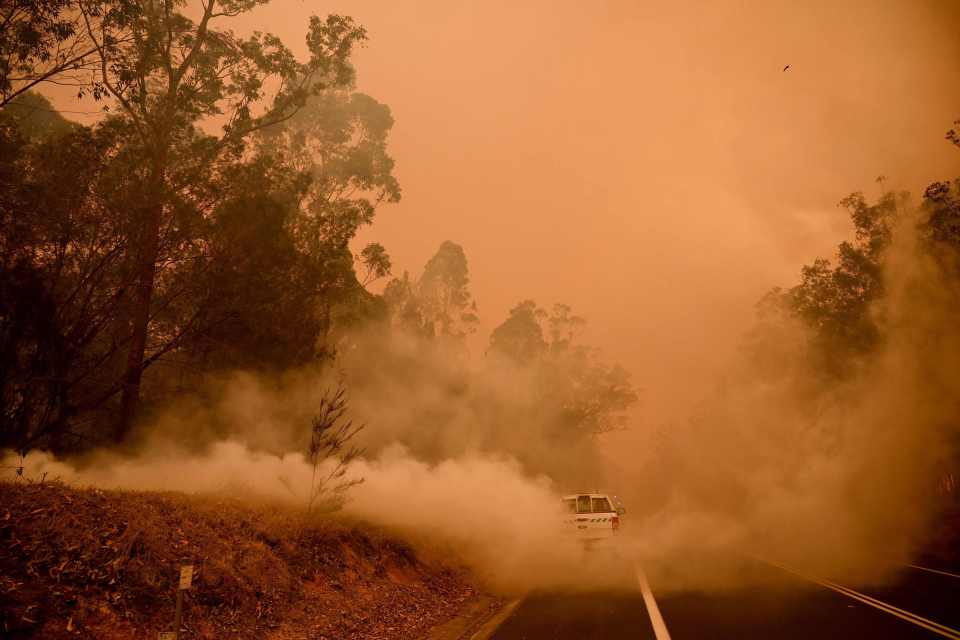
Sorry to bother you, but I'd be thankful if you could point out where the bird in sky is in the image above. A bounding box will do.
[783,64,791,72]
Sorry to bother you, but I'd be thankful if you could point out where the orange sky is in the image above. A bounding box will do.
[48,1,960,426]
[289,1,960,426]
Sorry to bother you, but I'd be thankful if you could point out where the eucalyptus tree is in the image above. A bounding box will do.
[69,0,367,436]
[382,241,478,341]
[488,300,638,437]
[418,241,478,340]
[253,90,401,355]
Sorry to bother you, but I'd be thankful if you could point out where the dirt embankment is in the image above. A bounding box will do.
[0,481,479,639]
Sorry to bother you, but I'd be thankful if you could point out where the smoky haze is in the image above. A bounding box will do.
[246,0,960,589]
[247,0,960,425]
[618,202,960,589]
[34,1,960,420]
[10,0,960,596]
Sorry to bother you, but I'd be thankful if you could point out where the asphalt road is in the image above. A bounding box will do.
[488,555,960,640]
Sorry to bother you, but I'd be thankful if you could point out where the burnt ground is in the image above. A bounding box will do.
[0,481,478,639]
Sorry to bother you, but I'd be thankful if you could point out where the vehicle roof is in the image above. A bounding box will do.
[561,493,612,499]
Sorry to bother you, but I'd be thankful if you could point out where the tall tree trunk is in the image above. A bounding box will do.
[116,157,165,440]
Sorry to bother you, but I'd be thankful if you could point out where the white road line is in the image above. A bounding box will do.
[636,566,672,640]
[822,579,960,639]
[762,558,960,640]
[909,564,960,580]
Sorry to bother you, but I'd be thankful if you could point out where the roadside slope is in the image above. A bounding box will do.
[0,481,477,639]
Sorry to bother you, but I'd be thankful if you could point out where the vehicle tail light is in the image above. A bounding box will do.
[612,515,620,531]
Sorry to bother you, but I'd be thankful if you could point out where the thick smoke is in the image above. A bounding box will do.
[4,203,958,595]
[3,443,592,592]
[1,331,618,592]
[615,204,960,589]
[336,326,609,488]
[112,324,608,489]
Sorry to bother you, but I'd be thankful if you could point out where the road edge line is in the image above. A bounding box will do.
[636,566,673,640]
[760,558,960,640]
[821,580,960,639]
[908,564,960,580]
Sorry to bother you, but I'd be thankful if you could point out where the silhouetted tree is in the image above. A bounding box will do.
[383,241,478,341]
[0,91,75,138]
[759,189,902,376]
[0,0,108,107]
[489,300,638,436]
[488,300,545,364]
[66,0,367,437]
[0,120,134,451]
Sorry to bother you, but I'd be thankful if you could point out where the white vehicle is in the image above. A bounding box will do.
[561,492,625,542]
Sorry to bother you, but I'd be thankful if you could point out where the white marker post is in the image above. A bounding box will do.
[169,565,193,640]
[179,565,194,590]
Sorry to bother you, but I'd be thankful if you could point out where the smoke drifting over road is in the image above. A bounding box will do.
[5,2,960,599]
[7,217,959,592]
[616,204,960,589]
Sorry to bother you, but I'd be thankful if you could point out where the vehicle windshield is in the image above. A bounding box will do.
[591,497,612,513]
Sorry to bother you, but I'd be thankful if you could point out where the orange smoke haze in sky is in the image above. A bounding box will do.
[19,1,960,591]
[309,1,960,427]
[48,1,960,427]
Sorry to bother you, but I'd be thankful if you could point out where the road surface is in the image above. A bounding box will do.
[487,554,960,639]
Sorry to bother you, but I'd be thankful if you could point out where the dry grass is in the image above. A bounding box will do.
[0,481,477,639]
